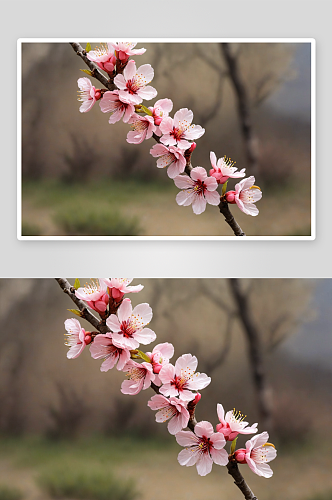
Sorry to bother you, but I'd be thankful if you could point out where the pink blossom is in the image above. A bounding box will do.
[114,60,157,105]
[89,333,130,371]
[216,404,258,441]
[225,176,262,216]
[149,98,173,128]
[174,167,220,215]
[106,298,156,350]
[146,342,175,375]
[209,151,246,184]
[109,42,146,62]
[86,43,116,73]
[150,144,186,179]
[159,353,211,401]
[176,421,228,476]
[159,108,204,150]
[101,278,143,300]
[77,77,101,113]
[234,432,277,478]
[64,318,88,359]
[127,114,156,144]
[75,279,109,314]
[148,394,189,435]
[121,360,155,395]
[99,91,135,124]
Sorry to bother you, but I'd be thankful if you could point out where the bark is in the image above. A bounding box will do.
[221,43,259,177]
[229,278,273,430]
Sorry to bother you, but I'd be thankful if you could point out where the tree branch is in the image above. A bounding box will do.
[55,278,110,333]
[227,460,258,500]
[219,200,246,236]
[70,43,116,91]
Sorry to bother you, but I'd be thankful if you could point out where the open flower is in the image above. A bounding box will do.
[216,403,258,441]
[159,353,211,401]
[77,77,102,113]
[225,176,262,216]
[146,342,174,374]
[110,42,146,62]
[234,432,277,478]
[176,421,228,476]
[75,279,109,314]
[89,333,130,371]
[150,144,186,179]
[64,318,88,359]
[148,394,189,435]
[174,167,220,215]
[209,151,246,184]
[101,278,143,300]
[121,360,155,395]
[149,98,173,128]
[100,91,135,124]
[159,108,204,150]
[86,43,116,73]
[106,298,156,350]
[114,60,157,105]
[127,114,156,144]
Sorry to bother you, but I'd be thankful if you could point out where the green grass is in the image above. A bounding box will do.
[38,465,138,500]
[0,485,23,500]
[54,206,142,236]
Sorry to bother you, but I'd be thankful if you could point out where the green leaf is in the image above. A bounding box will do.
[133,350,151,363]
[67,309,83,317]
[74,278,81,290]
[140,105,153,116]
[85,42,92,53]
[222,180,228,196]
[230,436,238,455]
[80,69,93,76]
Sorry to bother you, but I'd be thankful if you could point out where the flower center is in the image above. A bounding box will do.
[193,179,206,195]
[198,436,211,454]
[120,320,136,338]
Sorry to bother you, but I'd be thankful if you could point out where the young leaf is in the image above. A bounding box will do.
[74,278,81,290]
[222,180,228,196]
[67,309,83,317]
[85,42,92,53]
[80,69,93,76]
[230,436,238,455]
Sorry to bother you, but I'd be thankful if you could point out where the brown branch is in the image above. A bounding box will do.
[55,278,110,333]
[70,43,116,91]
[227,459,258,500]
[229,278,273,430]
[219,200,246,236]
[221,43,259,177]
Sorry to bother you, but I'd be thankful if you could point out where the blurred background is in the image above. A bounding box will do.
[21,42,312,236]
[0,278,331,500]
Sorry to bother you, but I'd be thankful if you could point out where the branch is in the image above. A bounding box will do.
[219,200,246,236]
[55,278,110,333]
[70,43,116,91]
[227,460,258,500]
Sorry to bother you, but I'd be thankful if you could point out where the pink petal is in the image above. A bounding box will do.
[158,363,175,384]
[117,298,132,323]
[190,167,207,182]
[174,175,194,190]
[176,430,198,447]
[196,454,213,476]
[178,448,198,467]
[106,314,121,333]
[133,327,156,345]
[123,59,136,81]
[210,447,228,466]
[194,421,214,439]
[174,108,193,128]
[204,190,220,206]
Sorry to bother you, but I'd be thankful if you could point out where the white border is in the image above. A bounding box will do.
[17,38,316,241]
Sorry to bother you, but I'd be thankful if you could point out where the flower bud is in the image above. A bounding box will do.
[234,448,247,464]
[95,90,102,101]
[84,333,92,345]
[188,142,197,153]
[225,190,236,204]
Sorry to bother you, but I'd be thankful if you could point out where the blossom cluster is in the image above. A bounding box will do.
[76,42,262,218]
[64,278,276,479]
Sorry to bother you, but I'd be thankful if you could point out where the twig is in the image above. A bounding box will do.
[227,459,258,500]
[55,278,110,333]
[219,200,246,236]
[70,43,116,91]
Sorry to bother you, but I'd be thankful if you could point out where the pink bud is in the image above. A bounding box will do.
[95,90,102,101]
[152,363,162,374]
[84,333,92,345]
[188,142,197,153]
[234,449,247,464]
[154,115,163,126]
[193,392,201,404]
[225,190,236,204]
